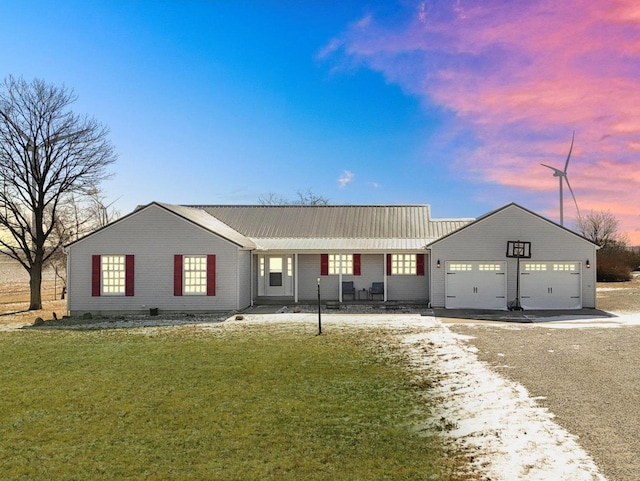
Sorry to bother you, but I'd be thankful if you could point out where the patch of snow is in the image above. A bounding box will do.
[402,323,606,481]
[18,311,610,479]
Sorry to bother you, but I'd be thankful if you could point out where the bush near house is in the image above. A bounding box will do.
[597,244,640,282]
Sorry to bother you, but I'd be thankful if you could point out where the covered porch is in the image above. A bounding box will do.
[251,251,429,306]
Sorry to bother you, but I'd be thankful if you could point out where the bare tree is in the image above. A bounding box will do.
[46,188,121,300]
[259,189,329,206]
[575,210,621,248]
[0,76,116,309]
[258,192,290,205]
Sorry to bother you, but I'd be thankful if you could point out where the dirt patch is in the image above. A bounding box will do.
[596,275,640,312]
[0,256,65,328]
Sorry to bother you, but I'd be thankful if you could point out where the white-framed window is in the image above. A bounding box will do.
[553,263,577,271]
[102,255,126,295]
[524,263,547,271]
[392,254,416,275]
[329,254,353,275]
[479,263,502,271]
[184,255,207,294]
[449,263,473,272]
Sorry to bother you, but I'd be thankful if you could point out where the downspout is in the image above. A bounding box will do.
[250,251,254,307]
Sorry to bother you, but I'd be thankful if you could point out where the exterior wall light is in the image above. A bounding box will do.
[436,259,441,268]
[586,259,590,268]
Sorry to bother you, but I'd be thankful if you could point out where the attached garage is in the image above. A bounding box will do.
[445,261,506,309]
[520,261,581,309]
[428,203,598,310]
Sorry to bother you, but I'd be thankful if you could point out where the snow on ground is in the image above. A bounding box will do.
[402,323,606,481]
[23,311,611,480]
[233,313,608,480]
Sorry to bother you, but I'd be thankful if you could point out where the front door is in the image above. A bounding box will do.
[258,255,293,296]
[266,256,285,296]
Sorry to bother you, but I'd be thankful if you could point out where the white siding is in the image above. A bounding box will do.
[429,205,596,309]
[68,204,245,315]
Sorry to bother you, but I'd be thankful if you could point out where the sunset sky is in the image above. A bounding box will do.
[1,1,639,242]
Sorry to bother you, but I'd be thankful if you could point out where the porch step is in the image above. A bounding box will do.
[325,301,341,310]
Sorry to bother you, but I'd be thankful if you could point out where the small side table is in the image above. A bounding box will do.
[357,288,369,301]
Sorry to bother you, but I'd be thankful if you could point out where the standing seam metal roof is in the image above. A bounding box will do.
[189,205,472,240]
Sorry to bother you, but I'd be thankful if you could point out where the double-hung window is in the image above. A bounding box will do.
[183,256,208,294]
[391,254,416,275]
[174,254,216,296]
[321,253,361,276]
[329,254,353,275]
[92,254,135,296]
[387,254,425,276]
[102,255,126,294]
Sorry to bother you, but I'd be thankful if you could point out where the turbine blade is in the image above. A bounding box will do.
[563,131,575,174]
[565,175,581,220]
[541,163,563,175]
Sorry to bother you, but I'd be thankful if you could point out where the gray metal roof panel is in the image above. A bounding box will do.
[157,203,256,249]
[189,205,471,240]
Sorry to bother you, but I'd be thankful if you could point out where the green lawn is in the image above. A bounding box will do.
[0,324,469,480]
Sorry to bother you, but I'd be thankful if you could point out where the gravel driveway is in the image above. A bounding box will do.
[446,321,640,481]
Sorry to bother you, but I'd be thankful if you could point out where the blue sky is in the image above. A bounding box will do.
[2,1,639,241]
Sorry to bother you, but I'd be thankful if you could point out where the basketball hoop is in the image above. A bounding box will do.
[506,240,531,258]
[506,240,531,310]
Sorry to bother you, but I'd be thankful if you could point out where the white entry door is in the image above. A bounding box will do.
[445,262,507,309]
[258,255,293,297]
[520,261,581,309]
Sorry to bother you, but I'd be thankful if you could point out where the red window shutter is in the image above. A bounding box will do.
[353,254,361,276]
[174,255,183,296]
[206,255,216,296]
[320,254,329,276]
[386,254,392,276]
[417,254,425,276]
[92,255,101,296]
[125,255,135,296]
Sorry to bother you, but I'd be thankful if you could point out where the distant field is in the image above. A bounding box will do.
[0,255,65,326]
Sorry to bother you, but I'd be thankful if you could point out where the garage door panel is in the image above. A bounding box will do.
[446,262,507,310]
[520,262,581,310]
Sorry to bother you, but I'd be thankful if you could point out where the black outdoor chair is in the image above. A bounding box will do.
[342,281,356,300]
[369,282,384,300]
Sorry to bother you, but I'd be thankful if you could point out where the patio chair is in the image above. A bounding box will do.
[369,282,384,300]
[342,281,356,300]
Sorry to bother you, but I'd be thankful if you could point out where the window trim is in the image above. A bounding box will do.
[92,254,134,297]
[387,253,425,276]
[174,254,216,297]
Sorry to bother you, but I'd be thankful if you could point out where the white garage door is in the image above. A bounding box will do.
[445,262,507,310]
[520,261,581,309]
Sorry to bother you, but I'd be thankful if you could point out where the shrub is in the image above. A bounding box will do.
[597,246,640,282]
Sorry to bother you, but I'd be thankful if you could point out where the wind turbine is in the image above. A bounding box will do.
[541,132,581,226]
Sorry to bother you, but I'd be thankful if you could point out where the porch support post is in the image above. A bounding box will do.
[383,252,388,302]
[338,253,343,302]
[294,253,299,303]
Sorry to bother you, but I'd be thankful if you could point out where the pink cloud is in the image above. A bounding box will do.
[325,0,640,243]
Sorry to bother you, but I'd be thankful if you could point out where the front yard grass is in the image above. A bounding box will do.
[0,323,468,480]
